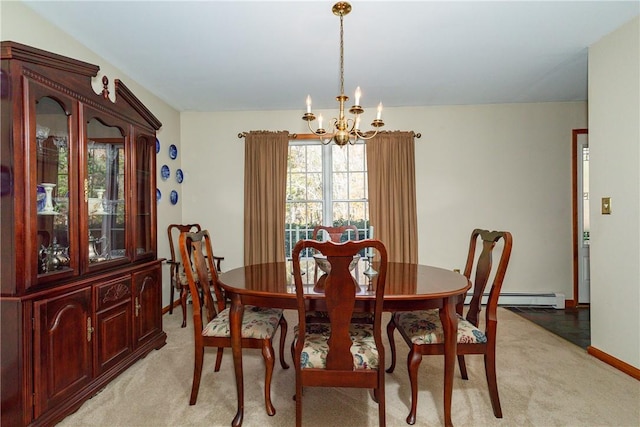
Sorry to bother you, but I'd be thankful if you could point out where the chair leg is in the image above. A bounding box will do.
[169,281,175,314]
[214,347,224,372]
[406,347,422,425]
[370,388,379,403]
[180,287,188,328]
[458,354,469,380]
[261,341,276,416]
[290,339,296,368]
[484,351,503,418]
[386,315,397,373]
[190,344,204,405]
[378,380,386,427]
[278,317,290,369]
[295,375,303,427]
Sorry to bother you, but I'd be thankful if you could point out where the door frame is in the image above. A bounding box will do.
[571,128,589,307]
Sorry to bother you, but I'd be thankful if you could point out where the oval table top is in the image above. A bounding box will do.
[218,261,470,305]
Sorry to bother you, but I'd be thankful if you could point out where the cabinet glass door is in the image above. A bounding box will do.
[36,96,72,276]
[134,134,155,259]
[86,118,127,266]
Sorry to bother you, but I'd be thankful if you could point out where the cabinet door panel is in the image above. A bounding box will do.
[33,287,92,417]
[95,278,133,375]
[96,300,132,375]
[133,266,162,347]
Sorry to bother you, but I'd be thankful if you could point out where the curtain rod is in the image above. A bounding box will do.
[237,132,421,139]
[237,132,298,139]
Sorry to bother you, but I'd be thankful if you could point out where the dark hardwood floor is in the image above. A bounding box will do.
[504,306,590,349]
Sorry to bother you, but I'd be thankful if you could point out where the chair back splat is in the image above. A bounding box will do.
[386,229,512,425]
[463,229,513,330]
[291,239,388,427]
[311,224,359,243]
[179,231,223,330]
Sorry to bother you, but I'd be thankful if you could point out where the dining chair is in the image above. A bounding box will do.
[179,230,289,414]
[167,223,224,327]
[386,229,513,425]
[291,239,388,427]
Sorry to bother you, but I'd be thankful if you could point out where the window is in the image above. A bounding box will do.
[285,140,370,258]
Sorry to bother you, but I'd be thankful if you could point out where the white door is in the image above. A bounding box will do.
[577,133,590,304]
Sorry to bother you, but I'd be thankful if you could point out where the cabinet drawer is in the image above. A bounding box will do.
[96,278,132,311]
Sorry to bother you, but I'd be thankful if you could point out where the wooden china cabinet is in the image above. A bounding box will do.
[0,42,166,426]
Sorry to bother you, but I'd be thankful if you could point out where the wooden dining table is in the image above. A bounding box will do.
[218,260,471,427]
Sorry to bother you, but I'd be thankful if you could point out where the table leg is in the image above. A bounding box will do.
[440,297,457,427]
[230,293,245,427]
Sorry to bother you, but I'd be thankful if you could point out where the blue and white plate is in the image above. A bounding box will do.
[170,190,178,205]
[169,144,178,160]
[156,138,160,154]
[161,164,170,180]
[156,188,161,203]
[176,168,184,184]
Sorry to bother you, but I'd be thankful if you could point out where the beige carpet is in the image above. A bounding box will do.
[57,307,639,427]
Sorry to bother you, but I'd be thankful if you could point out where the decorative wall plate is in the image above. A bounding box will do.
[156,138,160,154]
[176,168,184,183]
[161,164,170,180]
[156,188,161,202]
[169,144,178,160]
[170,190,178,205]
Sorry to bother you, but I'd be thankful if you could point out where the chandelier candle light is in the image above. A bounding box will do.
[302,2,384,146]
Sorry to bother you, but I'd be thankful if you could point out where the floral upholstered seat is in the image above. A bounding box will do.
[203,306,283,339]
[294,323,379,369]
[393,309,487,345]
[177,267,212,286]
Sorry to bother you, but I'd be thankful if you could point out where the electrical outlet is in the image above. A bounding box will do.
[602,197,612,215]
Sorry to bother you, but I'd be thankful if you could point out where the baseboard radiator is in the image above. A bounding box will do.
[464,292,566,309]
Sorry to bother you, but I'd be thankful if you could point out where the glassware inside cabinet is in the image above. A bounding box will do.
[86,118,126,263]
[36,96,71,275]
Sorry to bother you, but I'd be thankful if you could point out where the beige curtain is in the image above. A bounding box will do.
[243,131,289,265]
[366,131,418,263]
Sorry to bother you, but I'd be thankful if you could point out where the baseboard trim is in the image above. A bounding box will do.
[587,345,640,380]
[466,292,566,309]
[162,299,181,315]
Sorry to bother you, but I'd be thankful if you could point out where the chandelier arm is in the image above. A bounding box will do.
[354,128,380,141]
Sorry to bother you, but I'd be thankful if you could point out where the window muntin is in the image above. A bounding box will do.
[285,140,369,258]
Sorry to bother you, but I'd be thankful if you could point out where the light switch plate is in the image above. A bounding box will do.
[602,197,612,215]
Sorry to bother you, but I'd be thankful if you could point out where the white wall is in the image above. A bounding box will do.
[589,16,640,369]
[2,1,183,307]
[182,102,587,299]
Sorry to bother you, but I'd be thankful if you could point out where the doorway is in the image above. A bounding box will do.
[572,129,590,305]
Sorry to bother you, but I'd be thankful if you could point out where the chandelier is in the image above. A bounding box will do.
[302,2,384,146]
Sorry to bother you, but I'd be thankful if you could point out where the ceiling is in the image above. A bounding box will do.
[22,1,639,113]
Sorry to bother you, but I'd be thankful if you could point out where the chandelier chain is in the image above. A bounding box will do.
[339,13,344,96]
